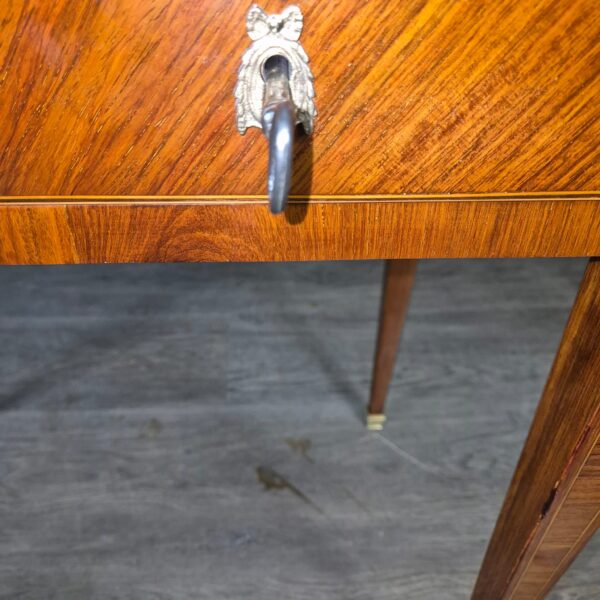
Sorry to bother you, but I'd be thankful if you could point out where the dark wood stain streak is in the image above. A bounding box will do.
[540,485,558,519]
[255,466,324,515]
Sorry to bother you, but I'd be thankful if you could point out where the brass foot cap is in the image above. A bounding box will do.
[366,413,386,431]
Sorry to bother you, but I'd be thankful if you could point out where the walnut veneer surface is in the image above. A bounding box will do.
[1,0,599,197]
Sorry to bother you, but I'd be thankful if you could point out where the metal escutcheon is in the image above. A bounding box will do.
[235,4,316,214]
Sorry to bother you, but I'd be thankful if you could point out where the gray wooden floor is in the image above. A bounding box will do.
[0,259,598,599]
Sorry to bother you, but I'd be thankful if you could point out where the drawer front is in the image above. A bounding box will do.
[1,0,599,198]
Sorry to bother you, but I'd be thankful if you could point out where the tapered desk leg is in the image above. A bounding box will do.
[473,258,600,600]
[366,259,417,430]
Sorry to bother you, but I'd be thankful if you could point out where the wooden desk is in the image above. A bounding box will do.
[1,1,599,597]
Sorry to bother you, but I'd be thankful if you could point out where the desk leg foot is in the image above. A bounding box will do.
[366,412,387,431]
[473,258,600,600]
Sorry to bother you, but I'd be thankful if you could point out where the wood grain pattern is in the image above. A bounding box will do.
[368,259,417,417]
[2,259,596,600]
[1,195,599,264]
[473,258,600,600]
[1,0,599,197]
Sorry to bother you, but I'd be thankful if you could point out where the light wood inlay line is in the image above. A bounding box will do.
[1,192,600,207]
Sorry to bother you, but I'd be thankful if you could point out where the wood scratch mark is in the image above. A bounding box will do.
[373,433,442,475]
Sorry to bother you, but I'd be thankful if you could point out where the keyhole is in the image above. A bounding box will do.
[261,54,291,81]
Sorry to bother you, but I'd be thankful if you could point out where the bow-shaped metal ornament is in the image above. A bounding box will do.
[235,4,316,135]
